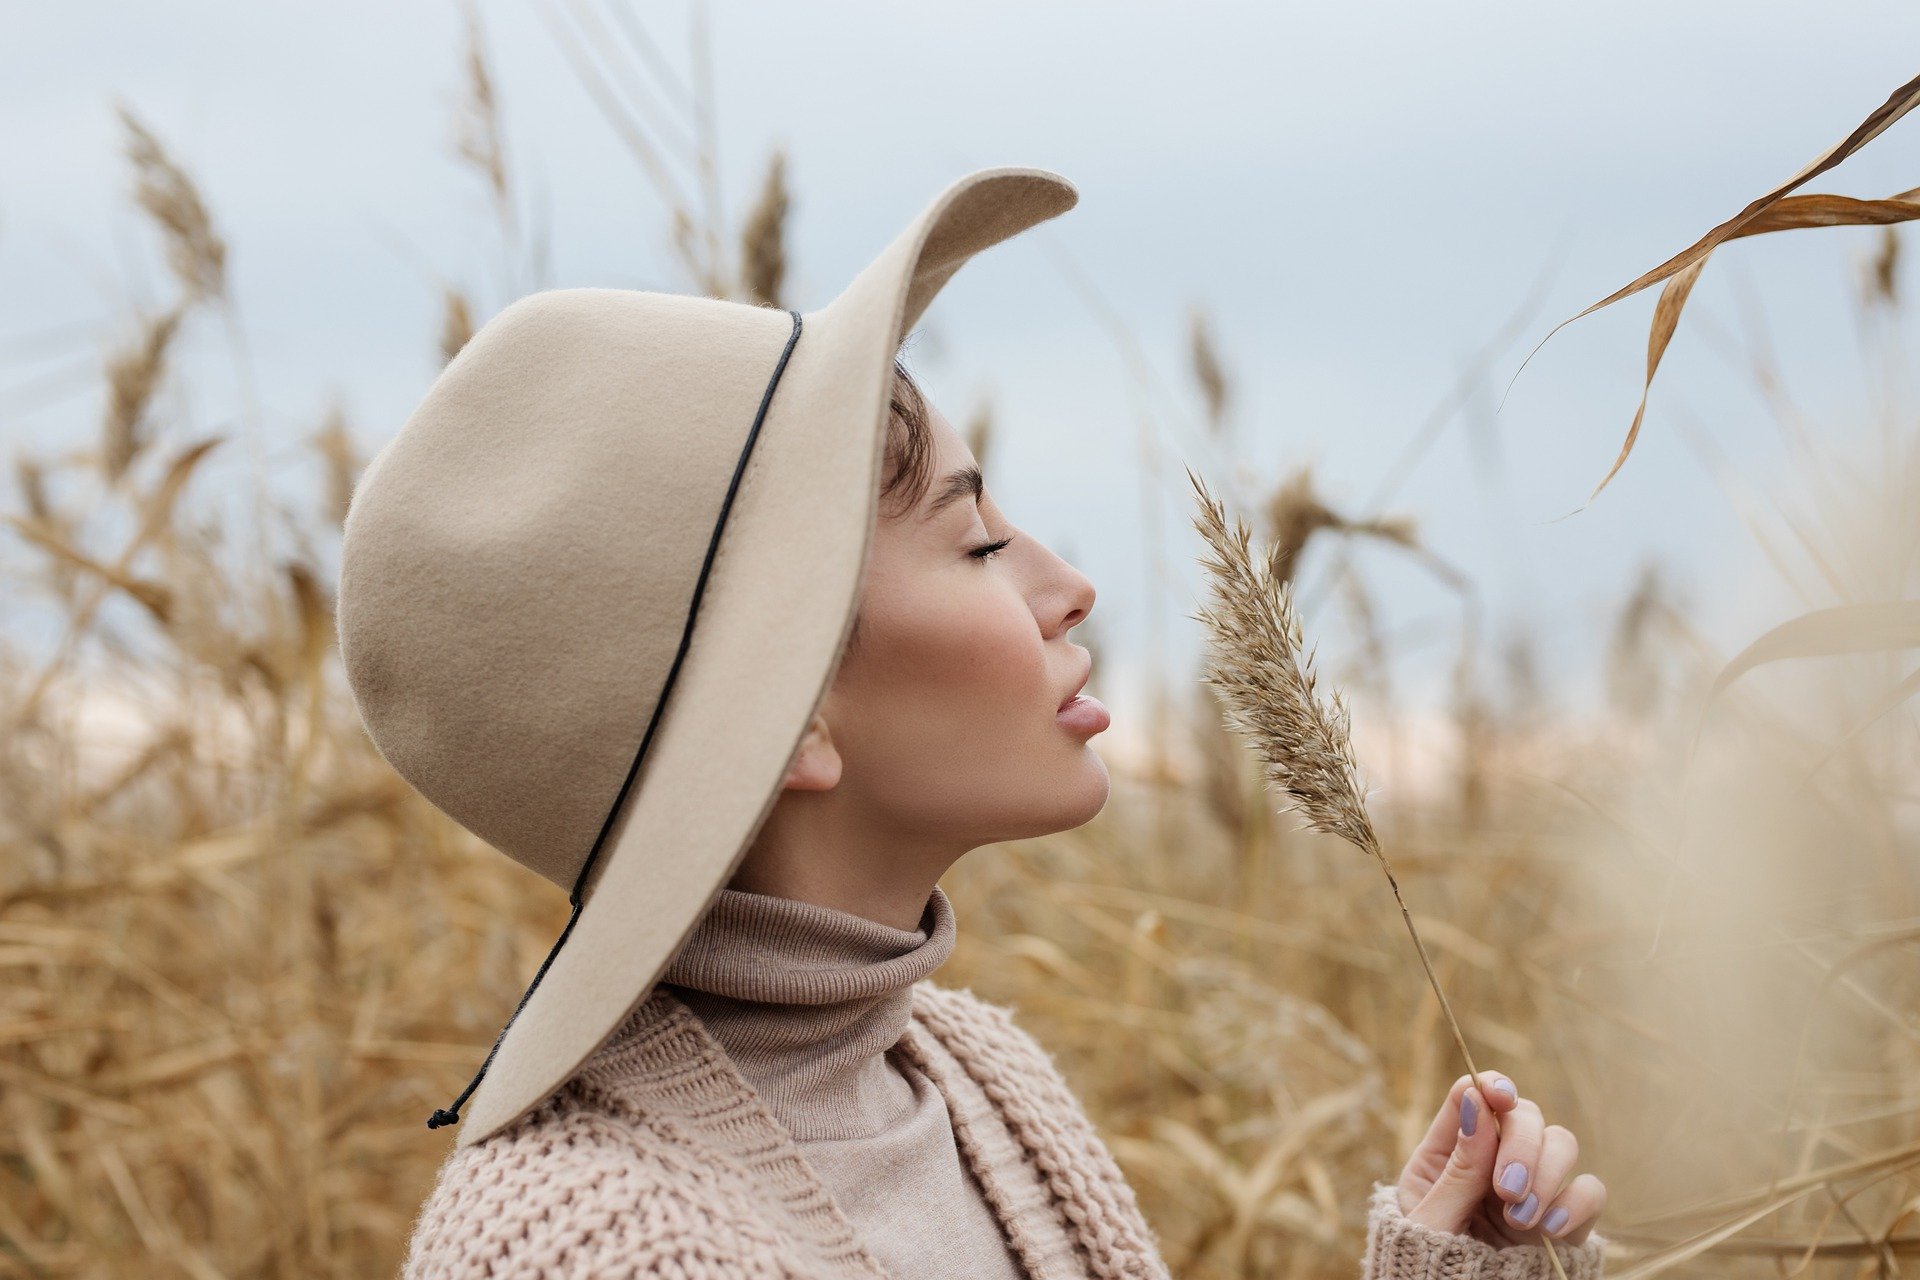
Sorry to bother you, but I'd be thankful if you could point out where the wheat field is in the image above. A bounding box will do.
[4,18,1919,1280]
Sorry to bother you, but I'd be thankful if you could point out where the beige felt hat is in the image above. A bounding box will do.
[334,165,1078,1147]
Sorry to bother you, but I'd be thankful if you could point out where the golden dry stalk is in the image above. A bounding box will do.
[115,103,227,304]
[1185,464,1572,1280]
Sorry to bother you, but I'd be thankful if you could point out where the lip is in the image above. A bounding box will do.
[1056,693,1110,736]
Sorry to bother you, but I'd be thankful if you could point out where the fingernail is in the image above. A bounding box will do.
[1490,1077,1516,1105]
[1543,1206,1570,1235]
[1510,1191,1539,1225]
[1499,1161,1529,1195]
[1459,1090,1477,1136]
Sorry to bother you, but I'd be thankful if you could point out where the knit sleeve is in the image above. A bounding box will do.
[401,1103,790,1280]
[1363,1180,1607,1280]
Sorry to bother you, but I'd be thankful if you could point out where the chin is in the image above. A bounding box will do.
[977,746,1111,842]
[1052,750,1111,827]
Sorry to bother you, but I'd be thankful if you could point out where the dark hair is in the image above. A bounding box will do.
[878,356,935,517]
[844,358,933,657]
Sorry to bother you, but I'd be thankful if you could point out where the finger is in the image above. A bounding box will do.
[1504,1122,1578,1234]
[1539,1172,1608,1246]
[1403,1084,1502,1235]
[1491,1098,1544,1204]
[1477,1069,1520,1114]
[1409,1072,1521,1167]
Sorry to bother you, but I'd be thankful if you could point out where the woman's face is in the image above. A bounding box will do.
[794,394,1108,851]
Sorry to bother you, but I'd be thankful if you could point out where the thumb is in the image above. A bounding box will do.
[1404,1085,1500,1235]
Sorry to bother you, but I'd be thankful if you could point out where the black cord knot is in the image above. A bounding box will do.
[426,1108,462,1130]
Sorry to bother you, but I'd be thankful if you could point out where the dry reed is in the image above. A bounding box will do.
[1186,469,1572,1278]
[5,13,1920,1279]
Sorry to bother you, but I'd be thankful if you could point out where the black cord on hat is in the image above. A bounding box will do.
[428,307,805,1131]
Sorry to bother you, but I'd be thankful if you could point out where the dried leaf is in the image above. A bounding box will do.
[1803,664,1920,775]
[1589,257,1706,499]
[1574,74,1920,328]
[1706,600,1920,707]
[1,514,174,622]
[1588,188,1920,499]
[1738,186,1920,235]
[132,435,225,549]
[1512,69,1920,498]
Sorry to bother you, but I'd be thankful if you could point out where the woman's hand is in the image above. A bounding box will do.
[1393,1070,1606,1248]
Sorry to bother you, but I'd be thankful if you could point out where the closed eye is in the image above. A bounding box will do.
[970,536,1016,561]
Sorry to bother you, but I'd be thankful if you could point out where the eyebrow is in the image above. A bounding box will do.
[923,464,984,520]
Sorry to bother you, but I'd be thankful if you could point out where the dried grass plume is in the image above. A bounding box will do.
[1185,463,1572,1279]
[1190,471,1377,855]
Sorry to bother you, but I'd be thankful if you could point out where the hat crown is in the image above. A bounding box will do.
[337,289,802,888]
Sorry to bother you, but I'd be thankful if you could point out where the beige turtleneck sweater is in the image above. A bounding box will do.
[657,882,1028,1280]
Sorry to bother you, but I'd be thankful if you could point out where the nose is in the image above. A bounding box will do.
[1053,560,1095,637]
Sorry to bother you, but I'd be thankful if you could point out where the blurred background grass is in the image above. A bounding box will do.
[4,5,1920,1277]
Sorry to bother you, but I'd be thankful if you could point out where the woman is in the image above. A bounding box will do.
[338,168,1607,1278]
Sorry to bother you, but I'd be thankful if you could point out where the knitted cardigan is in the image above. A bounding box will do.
[403,981,1607,1279]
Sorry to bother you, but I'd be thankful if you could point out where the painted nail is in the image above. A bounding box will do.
[1543,1206,1570,1235]
[1490,1077,1517,1105]
[1460,1090,1478,1136]
[1499,1161,1529,1195]
[1510,1192,1539,1225]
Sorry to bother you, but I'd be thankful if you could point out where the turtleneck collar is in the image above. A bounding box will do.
[656,883,957,1139]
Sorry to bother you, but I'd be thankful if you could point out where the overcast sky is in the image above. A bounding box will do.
[6,0,1920,734]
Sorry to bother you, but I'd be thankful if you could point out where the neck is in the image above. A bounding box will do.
[657,882,958,1139]
[725,803,971,932]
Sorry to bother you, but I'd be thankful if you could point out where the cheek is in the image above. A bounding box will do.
[845,571,1049,744]
[895,578,1041,706]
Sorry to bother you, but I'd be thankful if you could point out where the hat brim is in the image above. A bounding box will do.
[453,166,1078,1147]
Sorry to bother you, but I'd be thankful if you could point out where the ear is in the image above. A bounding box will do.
[782,712,842,791]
